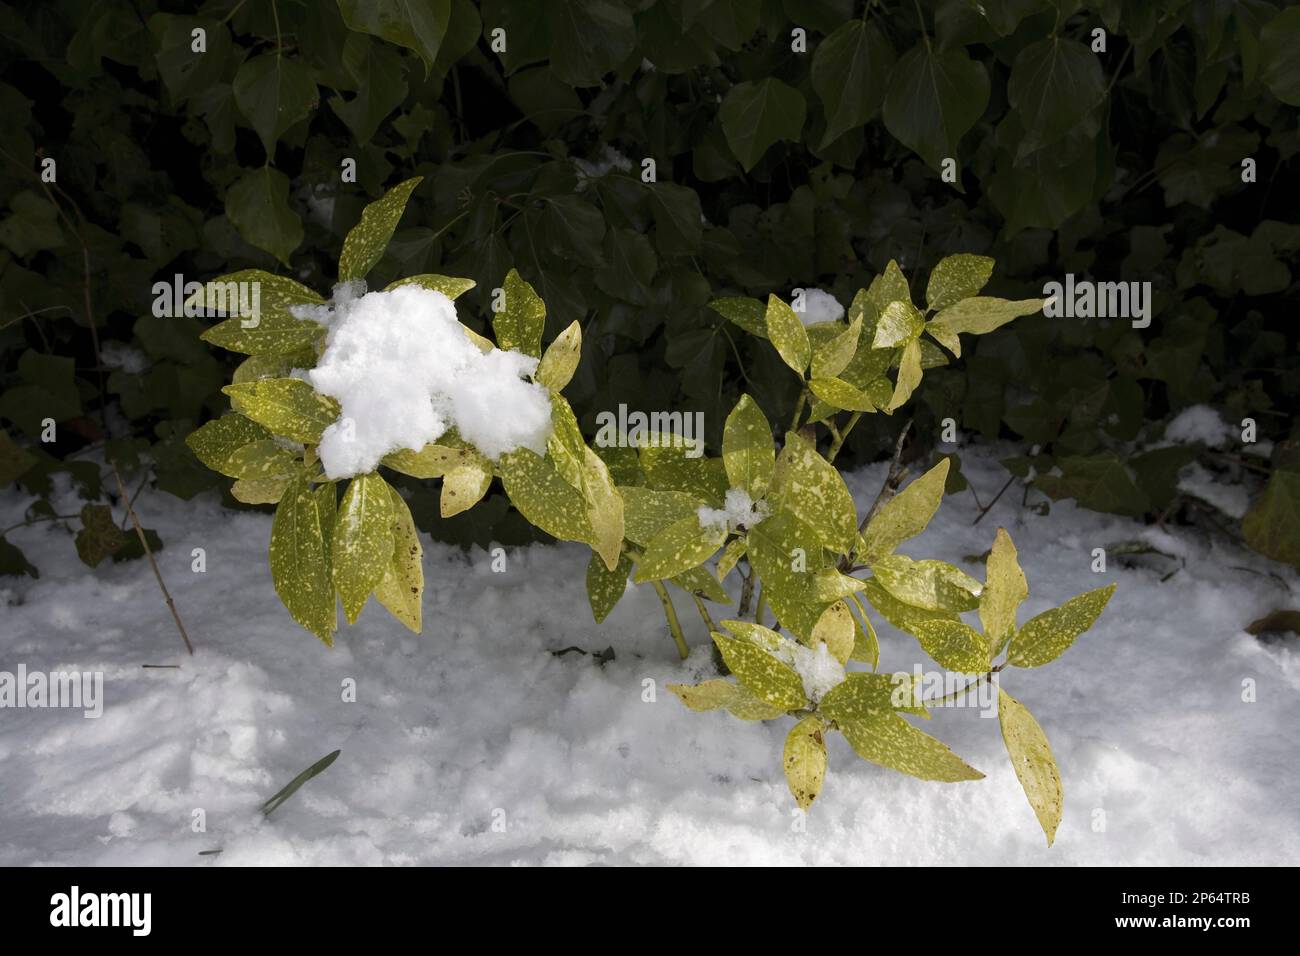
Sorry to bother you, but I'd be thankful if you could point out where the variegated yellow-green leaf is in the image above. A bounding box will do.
[581,446,625,571]
[1007,584,1116,668]
[770,431,857,553]
[871,555,981,612]
[494,268,546,357]
[873,299,924,348]
[441,457,492,518]
[860,578,960,633]
[187,269,323,315]
[998,688,1063,846]
[909,618,991,672]
[461,323,494,353]
[223,439,297,481]
[925,253,994,311]
[546,394,587,490]
[372,482,423,633]
[270,475,336,644]
[709,296,768,339]
[230,475,290,504]
[747,511,828,641]
[202,310,325,356]
[634,515,726,583]
[859,457,950,564]
[821,678,983,782]
[232,349,317,384]
[720,618,788,652]
[639,437,727,502]
[806,567,866,604]
[499,447,592,543]
[384,273,476,299]
[765,293,811,374]
[536,320,582,391]
[918,337,950,369]
[222,378,340,444]
[864,259,912,315]
[982,527,1028,652]
[848,593,880,667]
[886,339,923,411]
[620,486,704,546]
[381,442,465,478]
[810,315,862,380]
[331,472,395,624]
[716,537,747,581]
[810,600,855,664]
[926,296,1044,358]
[186,414,273,474]
[925,320,962,356]
[710,631,807,710]
[671,564,731,604]
[807,376,876,412]
[667,679,786,720]
[338,176,423,282]
[784,715,828,810]
[586,551,632,623]
[722,394,774,500]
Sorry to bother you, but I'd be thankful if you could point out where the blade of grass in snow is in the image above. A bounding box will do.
[260,750,341,818]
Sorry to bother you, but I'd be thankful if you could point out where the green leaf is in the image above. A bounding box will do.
[1261,7,1300,106]
[537,320,582,391]
[1007,584,1117,668]
[338,176,423,282]
[820,677,982,782]
[373,482,423,633]
[882,43,989,169]
[381,442,465,478]
[328,35,407,144]
[1243,468,1300,568]
[872,300,924,348]
[710,631,807,710]
[225,167,303,267]
[581,445,625,571]
[587,551,632,623]
[499,447,593,544]
[223,440,297,480]
[783,716,828,810]
[667,679,786,721]
[722,394,774,501]
[807,377,876,412]
[1007,37,1105,155]
[634,515,727,583]
[810,315,862,380]
[886,339,922,412]
[927,297,1044,357]
[926,254,994,312]
[909,618,990,673]
[222,379,340,444]
[195,270,326,355]
[187,414,274,474]
[998,688,1063,846]
[385,274,477,298]
[859,458,950,565]
[270,475,336,644]
[671,565,731,605]
[720,78,807,172]
[812,20,893,148]
[770,431,857,553]
[747,511,828,641]
[860,578,959,634]
[549,0,637,86]
[649,183,704,254]
[620,486,704,546]
[331,473,395,624]
[493,268,547,357]
[765,294,811,374]
[75,504,124,568]
[232,53,317,159]
[639,438,727,502]
[709,296,768,339]
[981,528,1027,650]
[338,0,451,72]
[865,260,912,316]
[231,476,292,504]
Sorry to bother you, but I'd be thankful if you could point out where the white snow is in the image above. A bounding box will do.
[796,288,845,326]
[100,342,149,374]
[297,284,552,479]
[697,487,769,532]
[0,445,1297,865]
[573,146,633,188]
[1177,462,1251,519]
[1165,404,1234,448]
[791,642,846,703]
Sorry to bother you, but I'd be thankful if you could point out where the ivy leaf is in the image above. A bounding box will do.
[1242,468,1300,569]
[225,167,303,267]
[812,20,893,148]
[537,320,582,391]
[1260,7,1300,106]
[75,504,124,567]
[859,458,950,565]
[493,268,547,357]
[926,254,994,312]
[667,679,786,721]
[765,294,811,374]
[882,43,989,169]
[586,551,632,623]
[720,78,807,172]
[710,631,807,710]
[722,394,774,501]
[270,475,336,644]
[770,431,857,554]
[981,528,1027,650]
[998,688,1063,846]
[222,379,340,444]
[648,183,703,254]
[331,472,395,624]
[338,0,451,73]
[783,716,828,810]
[634,515,726,583]
[1007,37,1105,156]
[373,482,423,633]
[232,53,317,159]
[1007,584,1117,668]
[908,618,990,673]
[338,176,423,283]
[550,0,637,87]
[328,34,408,144]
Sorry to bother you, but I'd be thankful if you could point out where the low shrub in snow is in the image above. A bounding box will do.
[189,180,1115,845]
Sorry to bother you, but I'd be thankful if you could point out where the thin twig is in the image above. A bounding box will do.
[839,418,912,571]
[973,475,1015,526]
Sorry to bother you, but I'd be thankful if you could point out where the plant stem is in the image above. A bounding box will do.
[972,475,1015,526]
[754,587,767,626]
[826,411,862,463]
[651,580,689,659]
[690,593,717,635]
[789,390,807,431]
[839,418,911,570]
[738,564,755,616]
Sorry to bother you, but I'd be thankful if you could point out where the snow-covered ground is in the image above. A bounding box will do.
[1,446,1297,866]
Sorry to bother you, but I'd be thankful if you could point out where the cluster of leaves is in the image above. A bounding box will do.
[2,1,1298,579]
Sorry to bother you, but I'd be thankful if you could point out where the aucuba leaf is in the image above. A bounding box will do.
[338,177,422,282]
[536,319,582,391]
[810,600,855,664]
[908,618,991,672]
[886,338,923,411]
[667,679,786,720]
[981,528,1028,652]
[722,394,774,501]
[620,486,704,546]
[331,472,395,624]
[587,551,631,623]
[634,515,727,583]
[499,447,593,544]
[864,260,912,316]
[230,475,291,504]
[859,457,950,565]
[270,474,336,645]
[581,446,625,571]
[765,293,811,374]
[810,314,862,379]
[222,378,340,445]
[1007,584,1116,667]
[873,300,924,348]
[925,254,994,311]
[373,481,423,633]
[494,268,547,357]
[807,377,876,412]
[440,455,492,517]
[871,555,981,612]
[186,414,274,475]
[770,430,857,553]
[998,688,1063,846]
[784,716,828,810]
[384,273,476,299]
[710,631,807,710]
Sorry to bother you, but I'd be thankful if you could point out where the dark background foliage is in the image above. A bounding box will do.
[1,0,1297,574]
